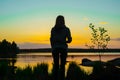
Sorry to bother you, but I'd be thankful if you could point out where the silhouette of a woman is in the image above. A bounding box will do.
[50,15,72,80]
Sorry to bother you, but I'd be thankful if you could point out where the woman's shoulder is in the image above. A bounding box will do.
[64,26,70,31]
[51,27,55,31]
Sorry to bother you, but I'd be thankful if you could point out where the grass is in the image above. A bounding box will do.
[0,60,120,80]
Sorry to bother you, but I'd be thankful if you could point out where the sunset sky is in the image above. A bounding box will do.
[0,0,120,49]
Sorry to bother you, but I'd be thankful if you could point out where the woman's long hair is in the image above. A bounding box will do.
[54,15,65,30]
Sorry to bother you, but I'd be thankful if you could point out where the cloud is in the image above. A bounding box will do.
[83,17,89,21]
[17,42,51,49]
[111,38,120,41]
[99,22,108,25]
[83,26,89,30]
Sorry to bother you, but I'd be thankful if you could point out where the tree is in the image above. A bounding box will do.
[0,39,19,66]
[87,23,110,61]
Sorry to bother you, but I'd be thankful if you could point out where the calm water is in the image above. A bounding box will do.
[15,52,120,72]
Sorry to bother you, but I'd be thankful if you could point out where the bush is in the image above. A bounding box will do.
[66,62,89,80]
[33,63,49,80]
[16,65,33,80]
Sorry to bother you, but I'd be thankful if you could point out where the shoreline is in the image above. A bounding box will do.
[17,52,120,57]
[19,48,120,53]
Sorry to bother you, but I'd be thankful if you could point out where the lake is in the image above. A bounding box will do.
[15,52,120,73]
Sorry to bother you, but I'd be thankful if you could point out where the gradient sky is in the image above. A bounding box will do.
[0,0,120,49]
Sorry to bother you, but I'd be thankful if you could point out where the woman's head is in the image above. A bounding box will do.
[55,15,65,26]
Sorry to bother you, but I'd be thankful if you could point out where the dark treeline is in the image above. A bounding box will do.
[0,39,19,58]
[20,48,120,53]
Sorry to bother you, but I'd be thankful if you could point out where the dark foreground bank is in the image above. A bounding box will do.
[0,59,120,80]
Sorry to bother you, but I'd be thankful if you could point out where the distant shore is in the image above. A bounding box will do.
[19,48,120,53]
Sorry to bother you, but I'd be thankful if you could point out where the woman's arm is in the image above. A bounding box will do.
[66,28,72,43]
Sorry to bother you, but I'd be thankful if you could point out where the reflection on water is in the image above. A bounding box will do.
[15,52,120,72]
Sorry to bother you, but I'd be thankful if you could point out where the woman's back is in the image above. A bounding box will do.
[50,25,71,49]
